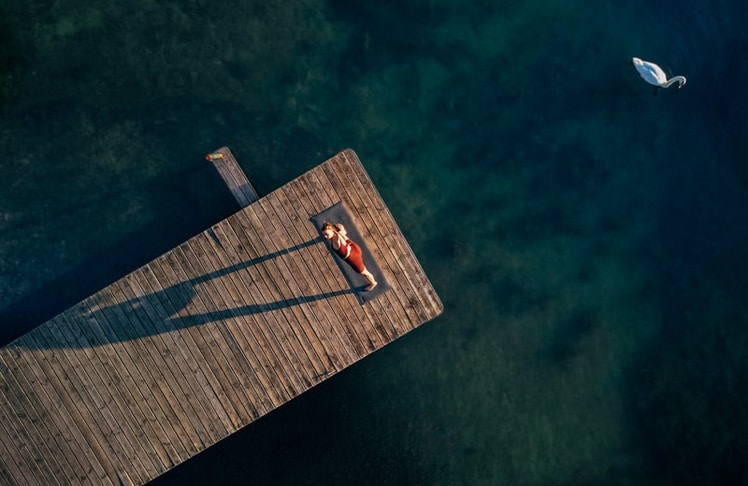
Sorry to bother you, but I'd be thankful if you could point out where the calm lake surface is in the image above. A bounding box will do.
[2,1,747,484]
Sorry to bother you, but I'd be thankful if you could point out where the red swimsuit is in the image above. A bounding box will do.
[334,238,366,273]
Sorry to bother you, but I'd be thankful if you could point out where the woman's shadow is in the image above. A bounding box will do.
[17,236,354,349]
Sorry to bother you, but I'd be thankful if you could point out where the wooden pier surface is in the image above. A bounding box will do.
[0,149,443,485]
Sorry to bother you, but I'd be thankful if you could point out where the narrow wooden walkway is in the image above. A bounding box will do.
[206,147,259,207]
[0,149,443,485]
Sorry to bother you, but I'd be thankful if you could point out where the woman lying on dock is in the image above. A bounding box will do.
[321,221,378,291]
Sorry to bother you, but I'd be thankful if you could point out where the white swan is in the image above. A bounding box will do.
[632,57,687,89]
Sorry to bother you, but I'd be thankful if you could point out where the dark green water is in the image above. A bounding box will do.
[2,1,747,484]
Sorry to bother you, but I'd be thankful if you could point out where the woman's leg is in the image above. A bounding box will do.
[361,268,377,291]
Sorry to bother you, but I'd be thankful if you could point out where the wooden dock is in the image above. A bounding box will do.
[0,149,443,485]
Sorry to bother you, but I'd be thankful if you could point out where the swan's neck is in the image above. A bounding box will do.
[663,76,686,88]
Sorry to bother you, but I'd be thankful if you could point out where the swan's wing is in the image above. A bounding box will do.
[634,59,667,85]
[647,62,667,82]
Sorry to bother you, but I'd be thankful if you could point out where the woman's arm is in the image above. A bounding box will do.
[335,223,348,238]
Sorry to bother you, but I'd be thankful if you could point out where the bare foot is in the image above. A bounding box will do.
[365,281,378,291]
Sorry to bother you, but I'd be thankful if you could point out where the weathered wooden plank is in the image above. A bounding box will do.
[246,206,333,376]
[35,319,138,485]
[0,435,18,486]
[55,310,160,483]
[213,209,316,393]
[0,354,61,486]
[145,253,237,438]
[49,313,156,484]
[82,288,182,469]
[132,264,221,449]
[245,201,355,367]
[0,370,61,485]
[54,309,166,480]
[104,277,195,460]
[90,284,189,464]
[24,331,124,485]
[4,345,116,486]
[213,214,343,385]
[170,242,274,418]
[196,219,314,393]
[159,245,262,425]
[172,237,284,413]
[200,220,316,400]
[122,268,207,454]
[208,146,259,208]
[0,405,35,486]
[182,226,296,405]
[0,349,89,484]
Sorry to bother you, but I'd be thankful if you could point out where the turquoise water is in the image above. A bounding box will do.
[2,0,747,484]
